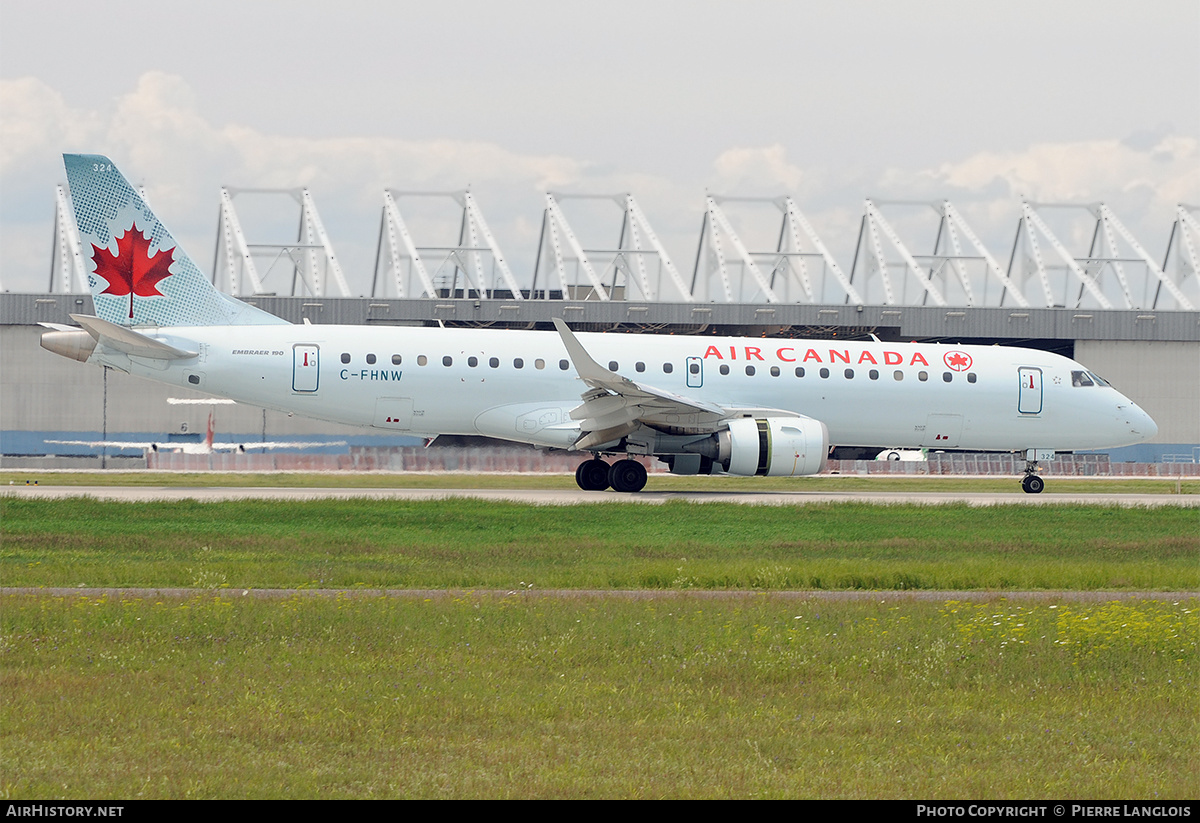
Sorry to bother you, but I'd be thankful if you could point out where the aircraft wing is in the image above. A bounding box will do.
[553,318,799,450]
[48,439,347,453]
[233,440,348,451]
[45,439,157,450]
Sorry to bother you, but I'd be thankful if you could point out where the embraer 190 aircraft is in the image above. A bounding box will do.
[41,155,1157,493]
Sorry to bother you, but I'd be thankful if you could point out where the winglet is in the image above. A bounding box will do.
[552,318,618,384]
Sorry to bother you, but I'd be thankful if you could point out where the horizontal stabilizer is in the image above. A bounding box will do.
[71,314,197,360]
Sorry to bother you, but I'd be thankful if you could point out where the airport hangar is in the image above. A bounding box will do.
[2,292,1196,467]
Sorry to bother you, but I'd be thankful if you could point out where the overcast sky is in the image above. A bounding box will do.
[2,0,1197,300]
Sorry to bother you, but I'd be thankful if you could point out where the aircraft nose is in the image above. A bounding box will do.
[1137,408,1158,441]
[1123,403,1157,442]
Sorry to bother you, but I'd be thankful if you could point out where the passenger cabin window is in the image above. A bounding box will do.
[943,372,953,382]
[770,366,780,377]
[967,373,977,383]
[559,359,570,370]
[745,365,756,376]
[535,359,545,370]
[819,368,830,379]
[468,356,478,367]
[917,370,928,382]
[418,355,428,366]
[689,363,700,374]
[795,367,805,378]
[489,357,500,368]
[719,364,730,376]
[443,356,453,367]
[893,370,904,381]
[392,354,402,365]
[869,369,879,380]
[366,353,376,365]
[635,362,645,373]
[844,368,854,379]
[340,353,351,364]
[514,358,524,369]
[663,363,673,374]
[608,361,619,372]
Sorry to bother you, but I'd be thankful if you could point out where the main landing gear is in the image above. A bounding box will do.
[574,456,648,493]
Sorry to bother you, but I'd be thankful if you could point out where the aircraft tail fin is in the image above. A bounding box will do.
[62,154,286,328]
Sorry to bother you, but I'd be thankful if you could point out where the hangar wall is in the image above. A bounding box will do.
[1074,340,1199,460]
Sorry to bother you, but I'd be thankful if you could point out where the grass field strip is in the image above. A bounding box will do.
[3,588,1197,602]
[4,498,1197,592]
[4,493,1196,797]
[2,593,1195,798]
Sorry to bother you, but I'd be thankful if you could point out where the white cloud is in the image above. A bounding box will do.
[711,145,805,193]
[0,77,100,166]
[934,138,1199,207]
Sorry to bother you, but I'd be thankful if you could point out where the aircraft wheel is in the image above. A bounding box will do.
[575,458,611,491]
[1021,474,1044,494]
[608,459,648,493]
[886,451,901,461]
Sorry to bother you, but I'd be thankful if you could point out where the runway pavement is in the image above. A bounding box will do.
[4,484,1197,506]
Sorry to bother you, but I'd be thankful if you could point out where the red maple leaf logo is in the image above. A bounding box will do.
[90,225,175,320]
[944,351,972,371]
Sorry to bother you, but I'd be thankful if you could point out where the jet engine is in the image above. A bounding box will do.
[40,329,97,363]
[668,416,828,477]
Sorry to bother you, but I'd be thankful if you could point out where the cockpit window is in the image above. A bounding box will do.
[1088,371,1111,387]
[1071,370,1094,387]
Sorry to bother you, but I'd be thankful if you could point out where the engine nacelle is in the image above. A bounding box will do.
[723,416,829,477]
[40,329,97,363]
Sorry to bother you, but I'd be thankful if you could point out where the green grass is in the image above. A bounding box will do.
[4,494,1196,798]
[3,498,1197,591]
[2,593,1195,798]
[3,470,1198,494]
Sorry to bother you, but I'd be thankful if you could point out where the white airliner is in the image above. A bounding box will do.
[40,154,1157,493]
[876,449,927,462]
[44,408,344,455]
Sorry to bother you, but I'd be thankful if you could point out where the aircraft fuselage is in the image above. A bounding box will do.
[102,323,1155,455]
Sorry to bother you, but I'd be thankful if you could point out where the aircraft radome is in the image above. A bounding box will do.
[40,155,1158,493]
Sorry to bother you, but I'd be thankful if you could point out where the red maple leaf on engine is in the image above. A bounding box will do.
[91,225,175,319]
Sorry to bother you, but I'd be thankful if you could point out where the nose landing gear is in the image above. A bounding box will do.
[1021,453,1045,494]
[1021,472,1045,494]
